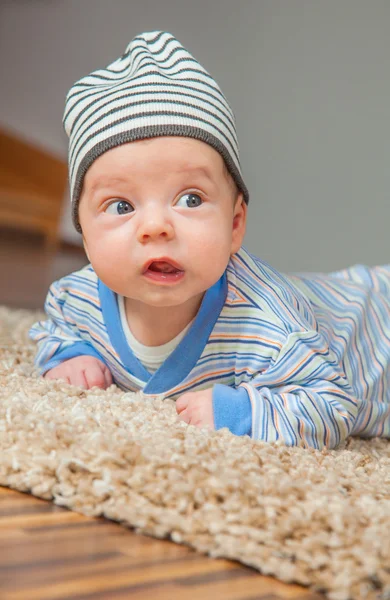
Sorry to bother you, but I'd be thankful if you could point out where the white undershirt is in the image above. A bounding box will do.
[117,294,195,374]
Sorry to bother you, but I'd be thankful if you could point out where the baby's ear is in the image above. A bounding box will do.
[231,193,247,254]
[82,236,91,261]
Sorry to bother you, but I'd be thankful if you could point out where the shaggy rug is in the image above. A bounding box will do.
[0,305,389,600]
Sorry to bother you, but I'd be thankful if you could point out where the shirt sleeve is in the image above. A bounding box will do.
[28,280,104,376]
[212,328,359,450]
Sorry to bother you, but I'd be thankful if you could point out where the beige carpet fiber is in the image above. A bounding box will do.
[0,305,389,600]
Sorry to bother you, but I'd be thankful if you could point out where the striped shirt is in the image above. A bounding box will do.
[28,245,390,449]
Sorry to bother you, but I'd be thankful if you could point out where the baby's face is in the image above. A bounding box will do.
[78,136,246,308]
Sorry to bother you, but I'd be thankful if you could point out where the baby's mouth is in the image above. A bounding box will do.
[143,259,185,284]
[143,257,184,274]
[148,261,181,274]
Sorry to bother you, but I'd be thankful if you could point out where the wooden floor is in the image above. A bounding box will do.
[0,226,88,310]
[0,226,325,599]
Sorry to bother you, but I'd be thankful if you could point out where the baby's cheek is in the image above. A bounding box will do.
[198,236,231,268]
[87,244,125,288]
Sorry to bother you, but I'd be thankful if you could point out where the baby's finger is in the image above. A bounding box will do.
[84,365,106,389]
[71,369,89,389]
[44,371,70,385]
[175,394,190,413]
[103,367,113,389]
[177,408,190,424]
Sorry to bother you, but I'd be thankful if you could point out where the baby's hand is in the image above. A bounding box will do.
[43,355,113,390]
[176,387,215,430]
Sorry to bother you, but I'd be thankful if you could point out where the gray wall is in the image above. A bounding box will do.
[1,0,389,272]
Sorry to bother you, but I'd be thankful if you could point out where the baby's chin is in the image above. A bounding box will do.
[124,289,206,309]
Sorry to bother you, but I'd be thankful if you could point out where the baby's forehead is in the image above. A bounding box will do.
[79,137,234,204]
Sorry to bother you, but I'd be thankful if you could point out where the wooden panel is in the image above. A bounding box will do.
[0,226,87,310]
[0,487,325,600]
[0,128,68,199]
[0,128,68,250]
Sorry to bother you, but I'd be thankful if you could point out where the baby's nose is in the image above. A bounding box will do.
[137,208,174,242]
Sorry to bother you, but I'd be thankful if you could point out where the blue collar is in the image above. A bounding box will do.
[98,271,228,394]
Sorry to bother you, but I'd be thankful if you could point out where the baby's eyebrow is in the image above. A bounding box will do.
[87,165,214,196]
[88,176,129,195]
[183,166,214,182]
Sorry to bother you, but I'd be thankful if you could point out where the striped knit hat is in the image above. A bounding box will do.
[63,30,250,233]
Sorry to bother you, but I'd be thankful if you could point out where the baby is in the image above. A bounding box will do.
[29,31,390,450]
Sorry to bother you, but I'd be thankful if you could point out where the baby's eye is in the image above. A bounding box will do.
[176,193,203,208]
[105,200,134,215]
